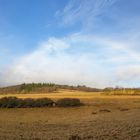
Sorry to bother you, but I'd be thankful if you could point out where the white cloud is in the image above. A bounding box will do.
[1,33,140,88]
[0,36,95,86]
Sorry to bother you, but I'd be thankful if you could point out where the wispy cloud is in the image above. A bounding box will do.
[57,0,116,28]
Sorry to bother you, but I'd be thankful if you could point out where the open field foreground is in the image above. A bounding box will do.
[0,91,139,140]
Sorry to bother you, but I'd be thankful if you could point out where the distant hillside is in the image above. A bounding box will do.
[0,83,102,94]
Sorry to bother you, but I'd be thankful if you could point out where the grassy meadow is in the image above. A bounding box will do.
[0,88,140,99]
[0,89,140,139]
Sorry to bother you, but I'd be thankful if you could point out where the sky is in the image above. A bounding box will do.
[0,0,140,88]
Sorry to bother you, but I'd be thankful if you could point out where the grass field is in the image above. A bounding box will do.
[0,89,101,99]
[0,89,140,99]
[0,90,140,140]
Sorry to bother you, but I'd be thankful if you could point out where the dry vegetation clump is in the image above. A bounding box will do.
[120,108,129,111]
[69,135,82,140]
[99,109,111,113]
[56,98,83,107]
[91,112,97,115]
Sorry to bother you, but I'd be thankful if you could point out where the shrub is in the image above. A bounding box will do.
[0,97,82,108]
[21,98,36,107]
[34,98,54,107]
[0,97,22,108]
[0,97,54,108]
[20,98,54,107]
[56,98,82,107]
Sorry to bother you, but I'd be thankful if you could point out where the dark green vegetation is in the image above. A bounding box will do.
[0,97,83,108]
[0,97,54,108]
[0,83,101,94]
[56,98,82,107]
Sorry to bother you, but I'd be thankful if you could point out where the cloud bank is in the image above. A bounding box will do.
[1,33,140,88]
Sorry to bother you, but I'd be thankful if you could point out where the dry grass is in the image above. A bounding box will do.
[0,90,140,140]
[0,89,101,99]
[0,89,140,100]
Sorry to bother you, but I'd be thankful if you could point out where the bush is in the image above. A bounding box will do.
[0,97,82,108]
[56,98,82,107]
[0,97,22,108]
[21,98,36,107]
[0,97,54,108]
[34,98,54,107]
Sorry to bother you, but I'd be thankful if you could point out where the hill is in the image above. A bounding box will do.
[0,83,101,94]
[0,83,140,95]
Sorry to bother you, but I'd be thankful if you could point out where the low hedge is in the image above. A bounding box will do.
[0,97,22,108]
[0,97,54,108]
[56,98,82,107]
[0,97,83,108]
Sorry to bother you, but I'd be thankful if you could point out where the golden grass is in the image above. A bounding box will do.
[0,89,140,139]
[0,94,140,140]
[0,89,140,100]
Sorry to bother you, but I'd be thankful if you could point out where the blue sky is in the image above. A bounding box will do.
[0,0,140,88]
